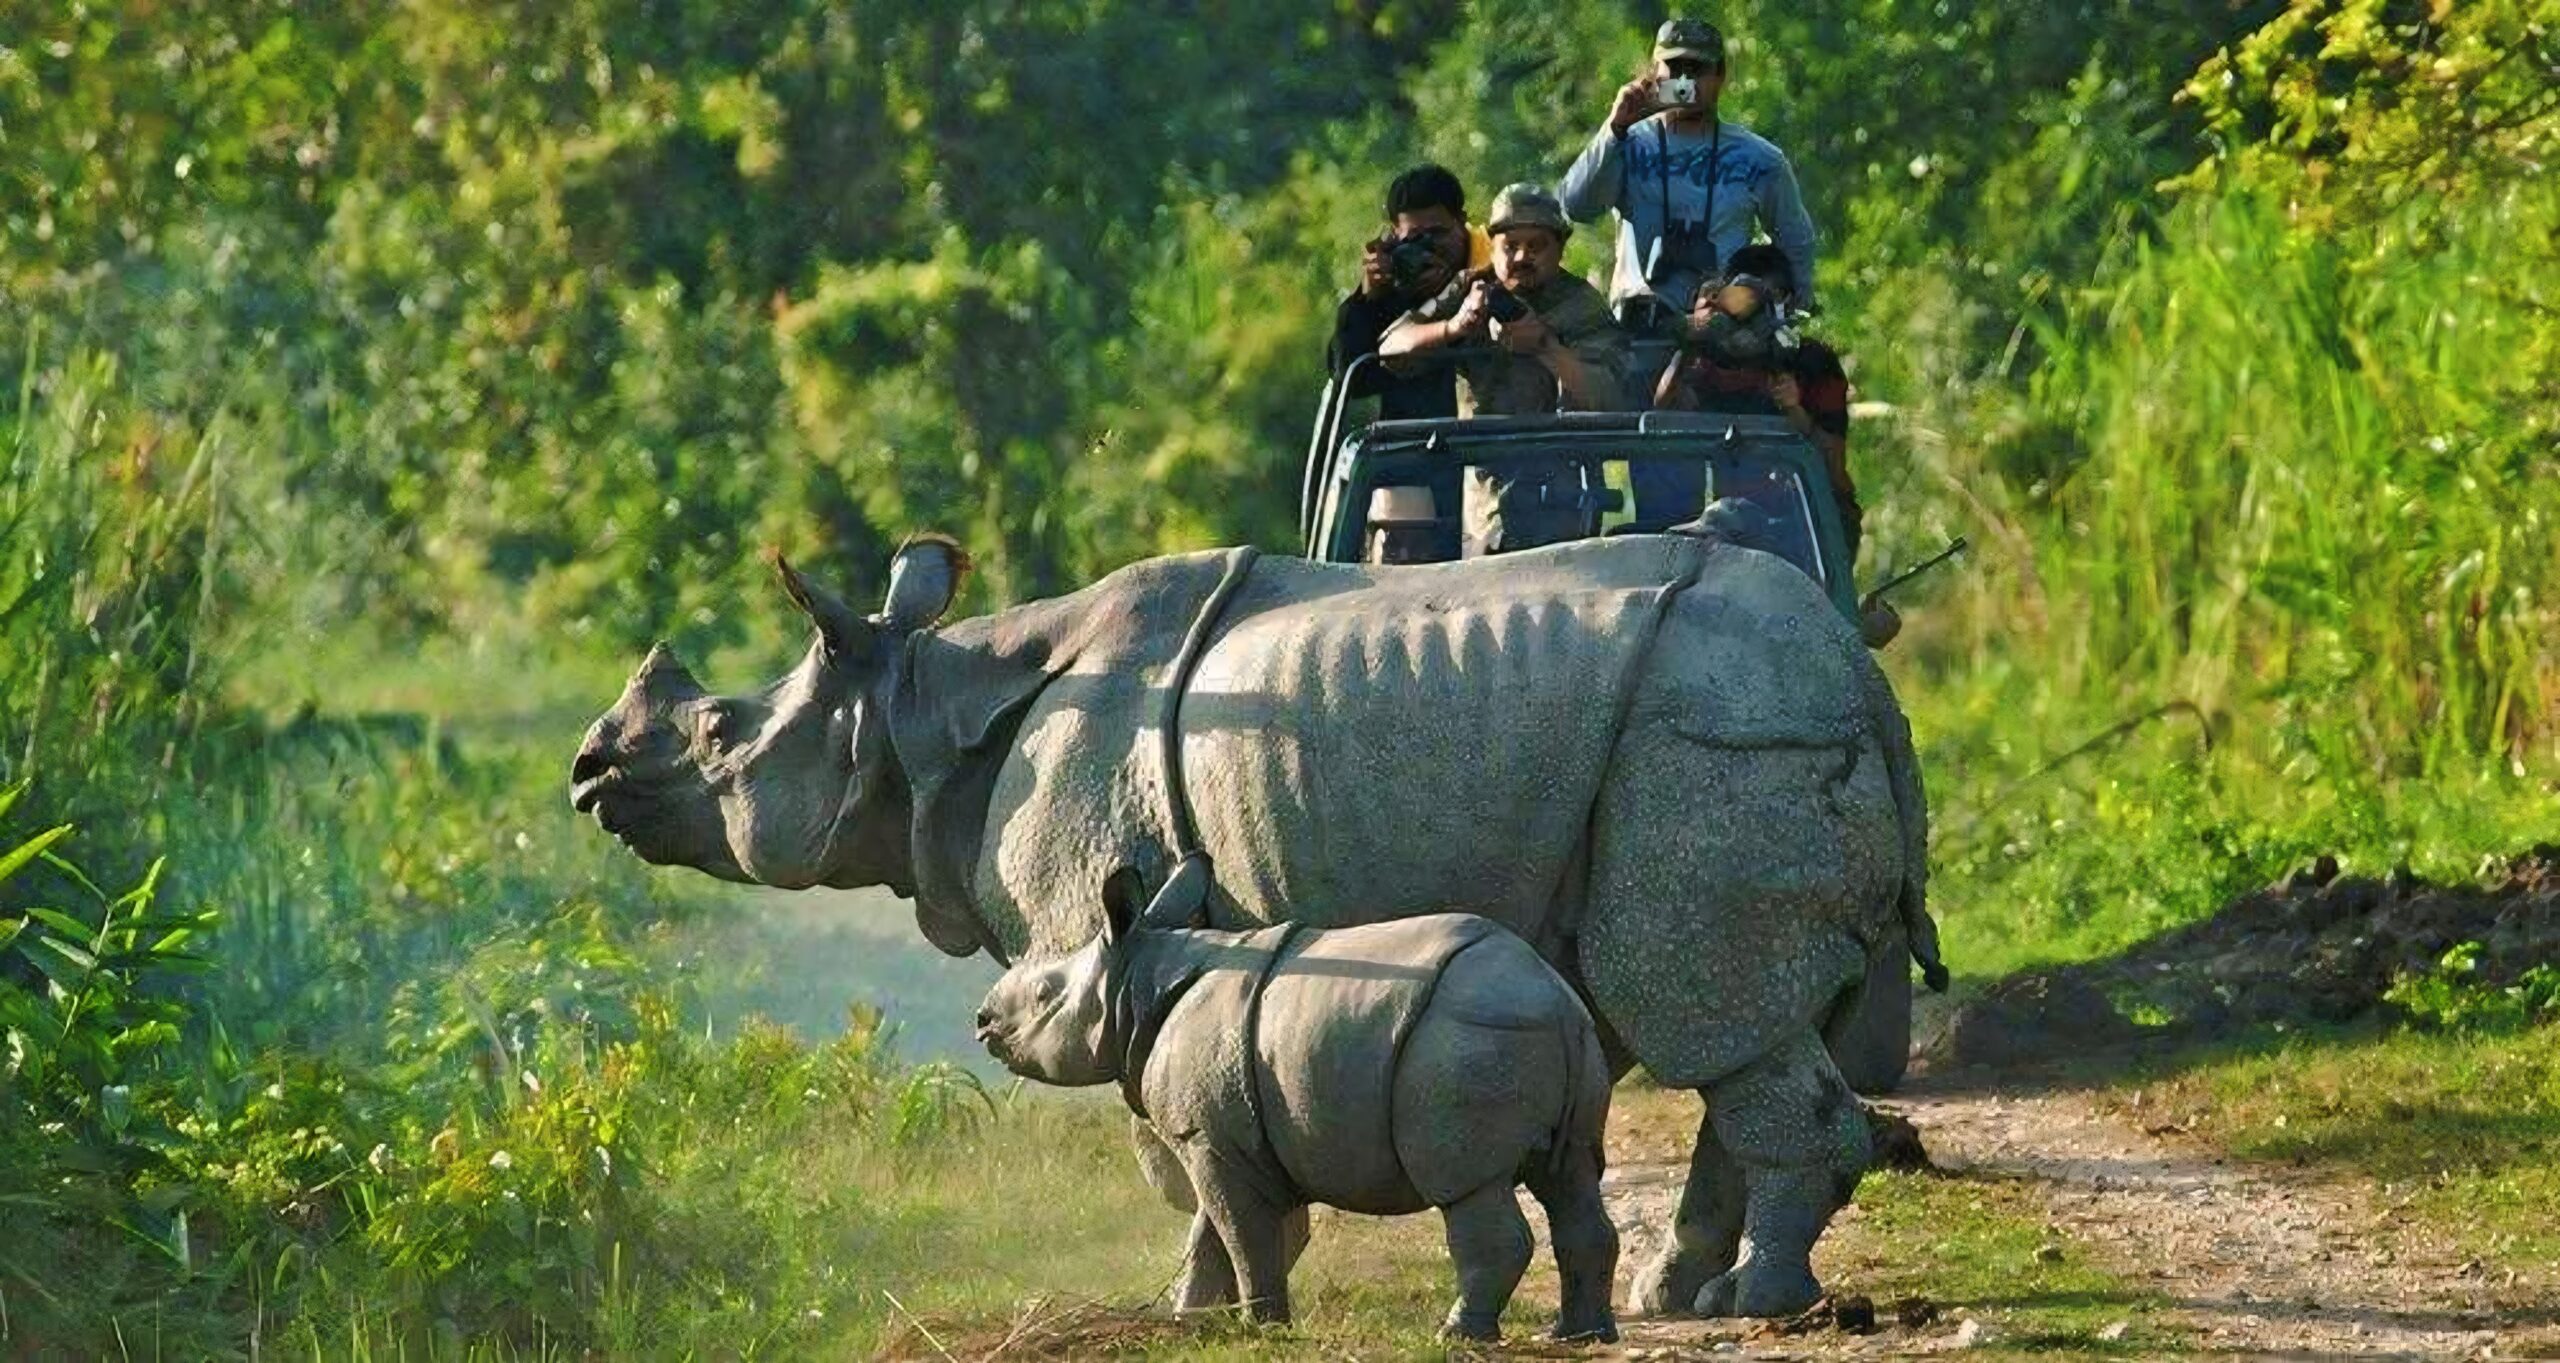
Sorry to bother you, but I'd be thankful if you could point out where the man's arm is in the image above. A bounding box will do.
[1542,340,1621,411]
[1560,79,1658,222]
[1564,337,1630,411]
[1653,357,1697,410]
[1559,124,1626,223]
[1520,307,1627,412]
[1380,280,1491,374]
[1768,371,1846,468]
[1763,148,1820,311]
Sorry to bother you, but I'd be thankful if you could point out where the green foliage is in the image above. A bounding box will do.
[2385,943,2560,1033]
[1,797,214,1212]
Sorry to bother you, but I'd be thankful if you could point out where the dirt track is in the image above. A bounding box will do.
[1595,1073,2556,1360]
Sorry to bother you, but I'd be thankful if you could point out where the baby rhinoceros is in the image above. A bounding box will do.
[975,872,1619,1342]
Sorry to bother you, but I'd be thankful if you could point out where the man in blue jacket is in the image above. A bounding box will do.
[1559,18,1818,334]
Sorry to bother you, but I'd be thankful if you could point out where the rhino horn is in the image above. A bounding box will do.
[627,642,706,705]
[770,551,876,656]
[882,533,970,632]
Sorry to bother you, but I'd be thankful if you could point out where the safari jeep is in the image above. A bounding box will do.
[1298,358,1929,1093]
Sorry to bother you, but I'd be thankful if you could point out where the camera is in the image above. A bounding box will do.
[1651,75,1699,109]
[1688,273,1801,371]
[1482,279,1531,324]
[1378,231,1446,296]
[1644,218,1721,286]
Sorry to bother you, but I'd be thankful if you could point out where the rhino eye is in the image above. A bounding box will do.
[1035,976,1063,1005]
[697,704,743,753]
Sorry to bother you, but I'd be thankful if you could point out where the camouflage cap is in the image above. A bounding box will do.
[1486,182,1571,239]
[1653,18,1727,67]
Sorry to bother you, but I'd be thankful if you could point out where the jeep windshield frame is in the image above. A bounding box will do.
[1305,408,1857,619]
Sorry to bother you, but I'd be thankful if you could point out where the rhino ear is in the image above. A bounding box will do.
[1100,866,1147,947]
[882,533,971,633]
[1138,854,1213,933]
[770,551,877,658]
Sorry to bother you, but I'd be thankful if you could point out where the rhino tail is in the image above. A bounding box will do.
[1867,658,1949,993]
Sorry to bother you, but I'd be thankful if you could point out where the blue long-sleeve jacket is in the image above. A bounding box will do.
[1558,114,1818,313]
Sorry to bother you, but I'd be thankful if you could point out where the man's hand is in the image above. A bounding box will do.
[1448,278,1495,339]
[1768,370,1822,439]
[1492,310,1553,356]
[1607,76,1659,135]
[1767,371,1804,413]
[1683,292,1720,343]
[1359,240,1393,300]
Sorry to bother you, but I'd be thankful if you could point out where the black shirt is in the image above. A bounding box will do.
[1327,290,1457,422]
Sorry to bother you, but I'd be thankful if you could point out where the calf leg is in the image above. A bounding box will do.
[1525,1142,1620,1342]
[1436,1181,1533,1341]
[1689,1030,1870,1318]
[1629,1095,1745,1315]
[1185,1150,1297,1324]
[1135,1118,1309,1308]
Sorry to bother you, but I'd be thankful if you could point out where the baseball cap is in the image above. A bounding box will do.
[1486,183,1571,238]
[1654,18,1727,67]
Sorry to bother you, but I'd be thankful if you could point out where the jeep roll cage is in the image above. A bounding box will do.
[1301,347,1860,620]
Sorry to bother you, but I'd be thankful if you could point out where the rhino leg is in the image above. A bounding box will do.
[1132,1116,1308,1308]
[1185,1147,1297,1324]
[1823,926,1914,1095]
[1629,1098,1744,1315]
[1436,1180,1533,1341]
[1688,1030,1870,1319]
[1525,1141,1620,1341]
[1171,1212,1238,1311]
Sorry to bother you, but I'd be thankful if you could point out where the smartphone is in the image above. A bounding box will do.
[1652,75,1699,109]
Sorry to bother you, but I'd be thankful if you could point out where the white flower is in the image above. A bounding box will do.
[489,1150,514,1172]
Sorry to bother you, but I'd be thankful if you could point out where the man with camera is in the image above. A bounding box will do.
[1380,182,1629,553]
[1327,164,1481,423]
[1653,244,1862,563]
[1558,18,1819,333]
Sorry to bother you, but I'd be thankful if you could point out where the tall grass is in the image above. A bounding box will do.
[0,351,1020,1356]
[2025,192,2554,772]
[0,343,235,802]
[1870,184,2560,977]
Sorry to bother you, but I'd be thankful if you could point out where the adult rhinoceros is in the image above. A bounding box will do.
[569,531,1941,1319]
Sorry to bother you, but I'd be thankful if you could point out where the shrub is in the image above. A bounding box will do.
[2385,942,2560,1033]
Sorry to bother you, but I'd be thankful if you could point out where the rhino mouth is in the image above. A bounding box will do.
[569,769,629,822]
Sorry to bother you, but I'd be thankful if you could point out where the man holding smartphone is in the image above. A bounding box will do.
[1558,19,1819,332]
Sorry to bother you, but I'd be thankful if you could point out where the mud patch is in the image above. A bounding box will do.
[1925,847,2560,1069]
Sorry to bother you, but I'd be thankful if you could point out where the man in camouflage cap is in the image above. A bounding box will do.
[1381,182,1630,553]
[1559,18,1819,327]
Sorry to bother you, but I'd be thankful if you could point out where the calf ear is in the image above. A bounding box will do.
[1100,866,1147,947]
[771,552,878,658]
[1138,853,1213,932]
[882,533,971,633]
